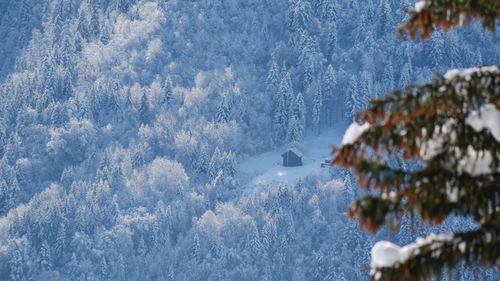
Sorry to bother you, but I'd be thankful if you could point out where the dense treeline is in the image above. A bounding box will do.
[0,0,498,280]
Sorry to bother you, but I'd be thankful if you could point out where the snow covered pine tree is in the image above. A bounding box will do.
[332,1,500,280]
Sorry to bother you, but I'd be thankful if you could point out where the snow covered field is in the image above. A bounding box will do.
[240,122,348,194]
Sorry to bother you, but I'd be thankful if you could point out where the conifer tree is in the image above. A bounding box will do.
[345,76,362,120]
[274,88,288,143]
[312,86,323,135]
[430,31,445,70]
[215,96,230,123]
[55,223,66,260]
[88,3,100,40]
[320,0,339,21]
[332,1,500,280]
[191,233,201,263]
[138,93,150,125]
[137,237,147,258]
[447,32,462,68]
[68,253,79,280]
[298,31,320,86]
[327,21,338,56]
[208,147,222,180]
[274,72,293,143]
[288,0,313,31]
[359,71,372,105]
[383,60,395,91]
[116,254,126,281]
[77,3,90,39]
[286,115,301,144]
[286,92,306,144]
[399,61,412,88]
[99,256,108,280]
[221,151,238,186]
[9,244,24,281]
[39,240,52,271]
[378,0,394,37]
[195,143,209,176]
[266,59,281,95]
[162,75,173,106]
[323,64,337,124]
[294,92,306,136]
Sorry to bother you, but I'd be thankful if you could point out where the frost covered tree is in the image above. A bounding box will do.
[215,96,231,123]
[298,30,321,86]
[195,143,210,176]
[274,71,293,143]
[339,68,500,281]
[378,0,394,37]
[326,20,338,56]
[207,147,236,185]
[0,0,497,280]
[274,89,288,143]
[266,59,281,95]
[383,60,395,91]
[312,86,322,135]
[293,92,306,135]
[286,115,301,144]
[430,31,445,70]
[399,61,412,88]
[162,75,173,106]
[359,71,372,105]
[322,64,337,126]
[38,240,52,271]
[288,0,313,31]
[319,0,339,21]
[332,1,500,280]
[446,32,462,68]
[9,245,24,281]
[345,76,362,120]
[138,93,151,125]
[222,151,237,181]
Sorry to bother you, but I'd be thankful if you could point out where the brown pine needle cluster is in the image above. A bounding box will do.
[332,1,500,280]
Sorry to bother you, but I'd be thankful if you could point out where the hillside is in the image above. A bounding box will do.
[0,0,498,280]
[240,124,346,195]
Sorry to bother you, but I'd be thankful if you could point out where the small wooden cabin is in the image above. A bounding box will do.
[281,148,303,167]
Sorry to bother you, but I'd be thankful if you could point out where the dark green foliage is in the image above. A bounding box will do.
[399,0,500,39]
[333,1,500,280]
[334,66,500,281]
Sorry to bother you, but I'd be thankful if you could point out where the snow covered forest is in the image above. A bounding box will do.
[0,0,498,280]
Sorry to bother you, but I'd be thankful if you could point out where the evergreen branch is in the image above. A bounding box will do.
[398,0,500,39]
[349,157,500,232]
[371,222,500,281]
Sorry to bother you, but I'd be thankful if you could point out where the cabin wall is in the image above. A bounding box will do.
[282,152,302,167]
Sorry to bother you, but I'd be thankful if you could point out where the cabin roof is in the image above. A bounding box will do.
[281,148,303,158]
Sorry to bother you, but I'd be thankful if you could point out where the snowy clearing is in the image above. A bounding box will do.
[240,122,348,195]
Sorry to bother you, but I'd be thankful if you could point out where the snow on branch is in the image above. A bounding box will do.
[369,225,500,281]
[341,122,371,145]
[444,66,499,81]
[400,0,500,39]
[414,1,429,13]
[466,103,500,143]
[371,233,454,270]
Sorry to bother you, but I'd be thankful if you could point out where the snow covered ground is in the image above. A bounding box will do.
[239,122,348,194]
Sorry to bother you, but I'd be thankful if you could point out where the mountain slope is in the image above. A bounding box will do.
[0,0,498,280]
